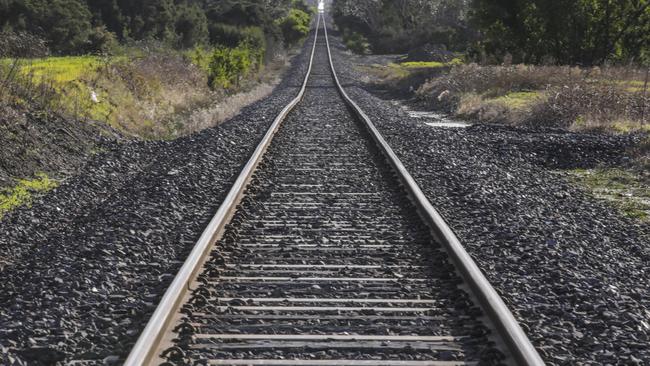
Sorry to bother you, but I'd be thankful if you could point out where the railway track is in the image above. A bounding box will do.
[125,15,544,366]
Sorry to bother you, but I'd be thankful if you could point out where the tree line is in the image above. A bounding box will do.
[332,0,471,54]
[471,0,649,65]
[333,0,649,65]
[0,0,313,55]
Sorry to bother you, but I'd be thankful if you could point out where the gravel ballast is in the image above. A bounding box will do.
[327,26,650,365]
[2,18,649,366]
[0,30,314,365]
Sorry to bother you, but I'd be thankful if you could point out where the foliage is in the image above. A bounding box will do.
[0,173,57,219]
[0,0,311,55]
[470,0,650,65]
[279,8,312,46]
[204,0,308,49]
[207,45,263,89]
[84,0,209,48]
[187,46,214,74]
[342,30,371,54]
[209,24,266,50]
[415,63,650,130]
[0,0,94,54]
[333,0,471,53]
[174,3,210,49]
[333,0,649,65]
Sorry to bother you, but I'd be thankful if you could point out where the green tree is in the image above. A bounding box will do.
[0,0,95,54]
[175,3,209,49]
[333,0,471,53]
[46,0,94,53]
[0,0,313,55]
[208,45,256,89]
[279,8,311,46]
[470,0,650,64]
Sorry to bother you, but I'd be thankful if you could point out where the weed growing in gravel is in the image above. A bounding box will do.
[0,173,58,219]
[569,168,649,222]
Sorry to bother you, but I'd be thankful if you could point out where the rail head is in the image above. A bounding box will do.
[123,15,322,366]
[320,16,545,366]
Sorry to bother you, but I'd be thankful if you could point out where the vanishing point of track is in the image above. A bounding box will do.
[125,15,544,366]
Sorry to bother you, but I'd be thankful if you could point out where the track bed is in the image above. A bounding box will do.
[154,23,502,366]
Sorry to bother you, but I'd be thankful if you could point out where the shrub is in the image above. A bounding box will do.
[196,23,266,90]
[416,63,649,131]
[207,44,262,89]
[87,26,120,55]
[209,24,265,50]
[343,31,371,55]
[187,46,213,73]
[279,8,311,46]
[174,3,210,49]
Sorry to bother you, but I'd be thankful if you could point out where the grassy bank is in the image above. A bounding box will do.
[0,0,315,221]
[0,46,279,139]
[359,58,464,94]
[0,48,291,210]
[0,35,303,210]
[415,63,649,133]
[0,50,289,220]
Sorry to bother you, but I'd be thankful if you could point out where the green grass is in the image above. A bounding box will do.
[2,56,106,84]
[186,47,214,74]
[569,168,649,222]
[361,58,465,85]
[572,115,650,133]
[490,91,543,109]
[0,173,58,219]
[614,79,648,93]
[610,120,650,133]
[1,56,129,125]
[399,58,463,69]
[384,63,411,79]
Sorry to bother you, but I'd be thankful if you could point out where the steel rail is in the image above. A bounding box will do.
[123,15,322,366]
[321,16,545,366]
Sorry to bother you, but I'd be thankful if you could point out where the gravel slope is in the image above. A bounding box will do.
[0,30,314,365]
[0,107,118,189]
[327,26,650,365]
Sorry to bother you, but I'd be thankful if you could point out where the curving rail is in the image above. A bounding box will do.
[321,16,544,366]
[124,13,544,366]
[123,15,322,366]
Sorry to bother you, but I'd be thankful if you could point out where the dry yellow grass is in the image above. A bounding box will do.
[417,63,649,131]
[184,81,278,134]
